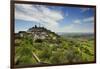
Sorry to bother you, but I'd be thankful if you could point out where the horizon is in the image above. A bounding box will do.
[15,4,95,33]
[15,25,94,34]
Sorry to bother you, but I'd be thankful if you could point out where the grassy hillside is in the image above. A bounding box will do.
[15,33,95,65]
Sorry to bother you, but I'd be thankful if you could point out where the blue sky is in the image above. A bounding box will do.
[15,4,94,33]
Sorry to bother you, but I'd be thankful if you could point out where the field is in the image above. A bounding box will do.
[15,33,95,65]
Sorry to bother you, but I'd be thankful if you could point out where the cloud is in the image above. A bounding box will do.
[73,16,94,25]
[56,23,93,33]
[15,4,94,33]
[58,24,75,32]
[73,20,81,24]
[15,4,64,32]
[80,8,90,12]
[83,16,94,23]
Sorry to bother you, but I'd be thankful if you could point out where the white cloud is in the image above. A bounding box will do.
[15,4,64,32]
[74,20,81,24]
[62,16,94,33]
[80,8,90,12]
[15,4,94,33]
[73,16,94,25]
[56,23,93,33]
[57,24,75,32]
[83,16,94,22]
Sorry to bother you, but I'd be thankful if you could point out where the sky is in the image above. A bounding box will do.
[15,4,95,33]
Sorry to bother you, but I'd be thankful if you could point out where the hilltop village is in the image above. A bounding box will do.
[15,25,60,43]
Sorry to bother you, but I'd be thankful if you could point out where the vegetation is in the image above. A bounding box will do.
[15,33,95,65]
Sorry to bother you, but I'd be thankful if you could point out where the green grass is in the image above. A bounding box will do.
[15,34,95,65]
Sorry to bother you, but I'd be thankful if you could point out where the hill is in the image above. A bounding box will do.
[15,25,95,65]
